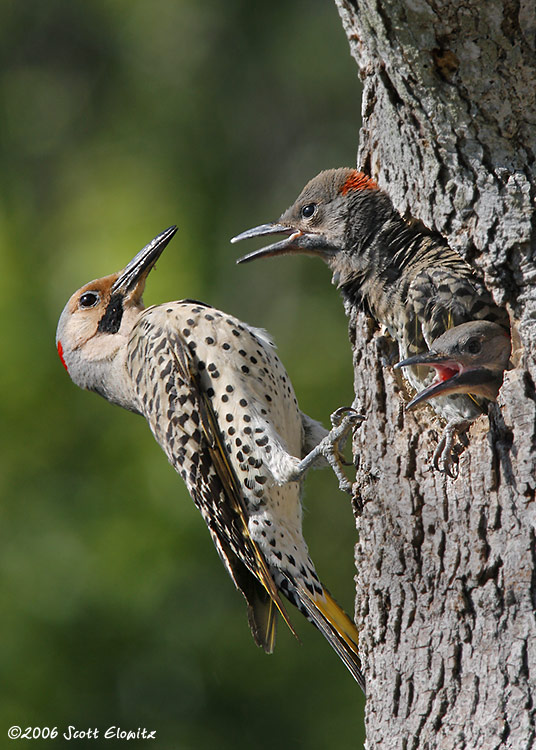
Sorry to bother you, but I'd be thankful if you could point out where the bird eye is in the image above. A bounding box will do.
[464,337,482,355]
[301,203,316,219]
[79,291,100,308]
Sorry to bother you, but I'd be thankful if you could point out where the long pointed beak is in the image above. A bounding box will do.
[404,368,502,409]
[396,350,503,408]
[395,351,453,369]
[231,223,334,264]
[112,225,178,295]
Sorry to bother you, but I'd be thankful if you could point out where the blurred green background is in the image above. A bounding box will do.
[0,1,364,747]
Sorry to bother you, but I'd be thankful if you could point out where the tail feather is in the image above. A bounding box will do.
[291,581,365,692]
[245,584,278,654]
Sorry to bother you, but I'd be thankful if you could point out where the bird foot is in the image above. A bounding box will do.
[312,407,364,492]
[284,407,364,492]
[433,419,471,478]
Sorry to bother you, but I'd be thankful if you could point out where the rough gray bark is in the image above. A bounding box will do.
[333,1,536,747]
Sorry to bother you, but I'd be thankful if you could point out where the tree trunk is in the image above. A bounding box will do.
[333,0,536,747]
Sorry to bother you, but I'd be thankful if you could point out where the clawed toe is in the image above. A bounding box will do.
[433,438,459,478]
[318,408,365,493]
[329,406,365,429]
[432,419,470,478]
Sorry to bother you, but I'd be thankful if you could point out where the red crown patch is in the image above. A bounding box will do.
[340,171,378,195]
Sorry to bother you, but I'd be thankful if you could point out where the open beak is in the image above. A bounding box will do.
[231,223,333,264]
[112,225,178,297]
[395,351,501,409]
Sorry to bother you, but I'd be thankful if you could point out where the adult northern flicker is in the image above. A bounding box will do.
[56,225,365,689]
[232,167,510,475]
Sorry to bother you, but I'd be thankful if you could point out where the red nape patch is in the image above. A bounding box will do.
[340,171,379,195]
[57,340,69,372]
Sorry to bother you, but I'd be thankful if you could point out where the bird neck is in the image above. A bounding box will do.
[68,304,145,414]
[333,191,443,319]
[91,340,142,413]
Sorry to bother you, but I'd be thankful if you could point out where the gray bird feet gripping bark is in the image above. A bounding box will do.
[290,407,364,492]
[433,419,471,479]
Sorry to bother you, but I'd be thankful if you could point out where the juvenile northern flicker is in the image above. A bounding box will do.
[396,320,511,462]
[56,225,365,689]
[232,167,510,475]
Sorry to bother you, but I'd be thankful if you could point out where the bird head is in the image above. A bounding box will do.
[232,168,390,286]
[395,320,511,409]
[56,225,177,395]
